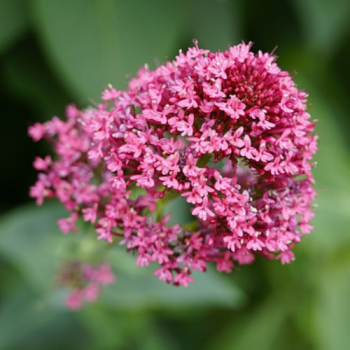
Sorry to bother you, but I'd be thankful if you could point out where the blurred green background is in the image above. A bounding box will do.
[1,0,350,349]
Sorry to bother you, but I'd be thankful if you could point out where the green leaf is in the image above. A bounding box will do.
[276,51,350,347]
[101,248,246,310]
[281,50,350,190]
[306,84,350,252]
[314,264,350,350]
[0,203,244,311]
[0,288,88,350]
[292,0,350,57]
[306,88,350,252]
[2,42,72,119]
[197,153,213,168]
[278,53,350,253]
[205,290,293,350]
[312,189,350,254]
[33,0,185,100]
[80,306,179,350]
[162,195,193,226]
[0,0,28,55]
[190,0,242,51]
[0,202,66,293]
[310,92,350,192]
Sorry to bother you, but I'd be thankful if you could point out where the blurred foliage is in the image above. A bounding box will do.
[1,0,350,349]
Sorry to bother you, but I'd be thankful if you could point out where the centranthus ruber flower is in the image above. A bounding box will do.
[29,41,317,300]
[57,262,115,310]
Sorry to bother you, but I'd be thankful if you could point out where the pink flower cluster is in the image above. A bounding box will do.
[58,262,115,310]
[29,41,317,287]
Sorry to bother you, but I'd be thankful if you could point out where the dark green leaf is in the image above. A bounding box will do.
[205,290,293,350]
[162,195,193,226]
[314,264,350,350]
[190,0,241,51]
[0,203,245,310]
[33,0,185,100]
[0,288,88,350]
[80,306,179,350]
[0,203,66,293]
[101,249,246,310]
[0,0,28,55]
[277,55,350,253]
[2,40,72,119]
[292,0,350,57]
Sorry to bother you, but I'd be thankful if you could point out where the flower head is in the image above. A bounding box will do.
[30,41,317,294]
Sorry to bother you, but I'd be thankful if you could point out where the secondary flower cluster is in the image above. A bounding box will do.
[29,41,317,288]
[58,262,115,310]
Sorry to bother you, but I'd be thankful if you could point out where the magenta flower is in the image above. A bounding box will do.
[29,41,317,293]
